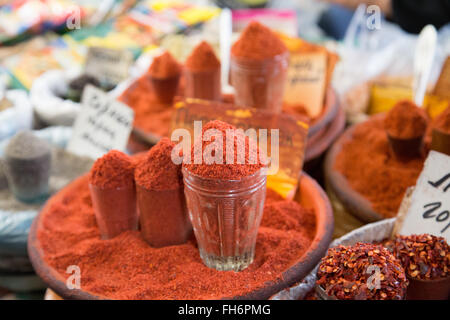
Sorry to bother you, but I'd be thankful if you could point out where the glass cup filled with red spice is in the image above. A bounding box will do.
[148,51,182,105]
[89,150,138,239]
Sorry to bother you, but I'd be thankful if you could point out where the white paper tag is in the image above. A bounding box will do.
[398,151,450,242]
[67,85,134,159]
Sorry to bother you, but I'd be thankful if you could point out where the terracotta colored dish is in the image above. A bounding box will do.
[28,173,334,300]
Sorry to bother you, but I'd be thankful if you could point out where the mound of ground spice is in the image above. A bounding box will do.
[433,106,450,134]
[183,120,264,179]
[185,41,220,72]
[317,243,408,300]
[335,116,425,217]
[384,234,450,280]
[37,175,317,299]
[384,100,428,139]
[134,138,182,190]
[89,150,135,189]
[231,21,287,60]
[148,51,181,79]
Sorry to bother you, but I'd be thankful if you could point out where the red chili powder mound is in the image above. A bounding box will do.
[148,51,181,79]
[433,106,450,134]
[231,21,287,60]
[335,116,425,217]
[185,41,220,72]
[89,150,135,189]
[134,138,182,190]
[183,120,264,179]
[384,100,428,139]
[37,177,316,299]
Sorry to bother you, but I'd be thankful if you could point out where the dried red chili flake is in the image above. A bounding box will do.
[384,234,450,280]
[316,243,408,300]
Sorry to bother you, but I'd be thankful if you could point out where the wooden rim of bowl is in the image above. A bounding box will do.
[28,173,333,300]
[324,121,384,223]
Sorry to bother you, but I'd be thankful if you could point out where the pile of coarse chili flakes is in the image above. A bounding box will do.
[383,234,450,280]
[316,243,408,300]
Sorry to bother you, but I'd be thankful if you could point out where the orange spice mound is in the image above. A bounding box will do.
[89,150,135,189]
[185,41,220,72]
[335,116,425,217]
[148,51,181,79]
[37,174,316,299]
[433,106,450,134]
[384,100,428,139]
[231,21,287,60]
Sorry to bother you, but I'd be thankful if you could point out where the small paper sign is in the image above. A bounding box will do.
[84,47,133,87]
[67,85,134,159]
[398,151,450,242]
[284,52,327,118]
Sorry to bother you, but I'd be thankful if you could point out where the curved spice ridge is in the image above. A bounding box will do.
[37,174,316,300]
[148,51,181,79]
[135,138,182,190]
[185,41,220,72]
[384,100,428,139]
[89,150,135,189]
[183,120,264,179]
[231,21,287,60]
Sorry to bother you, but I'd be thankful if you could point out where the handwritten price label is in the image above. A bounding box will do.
[399,151,450,242]
[67,85,134,159]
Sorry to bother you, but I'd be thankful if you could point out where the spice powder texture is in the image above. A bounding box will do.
[89,150,135,189]
[148,51,181,79]
[37,172,316,299]
[185,41,220,72]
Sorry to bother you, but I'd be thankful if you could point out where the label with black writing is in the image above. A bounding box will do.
[398,151,450,242]
[67,85,134,159]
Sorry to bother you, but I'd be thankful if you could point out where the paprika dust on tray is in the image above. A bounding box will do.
[36,121,318,299]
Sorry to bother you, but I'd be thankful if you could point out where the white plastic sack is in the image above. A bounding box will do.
[0,89,33,141]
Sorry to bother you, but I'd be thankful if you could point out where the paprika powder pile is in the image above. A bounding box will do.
[89,150,135,189]
[37,172,317,299]
[148,51,182,105]
[384,100,428,139]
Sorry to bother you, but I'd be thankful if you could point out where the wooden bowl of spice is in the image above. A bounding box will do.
[28,169,333,300]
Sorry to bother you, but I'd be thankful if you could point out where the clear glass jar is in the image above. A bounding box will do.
[89,184,138,239]
[136,185,192,248]
[149,74,180,105]
[230,51,289,113]
[184,67,221,101]
[182,167,267,271]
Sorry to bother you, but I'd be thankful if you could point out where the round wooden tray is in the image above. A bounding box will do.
[28,173,334,300]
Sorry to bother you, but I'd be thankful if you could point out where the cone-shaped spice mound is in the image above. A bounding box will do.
[183,120,264,179]
[433,106,450,134]
[89,150,135,189]
[185,41,220,72]
[384,100,428,139]
[231,21,287,60]
[135,137,182,190]
[148,51,181,79]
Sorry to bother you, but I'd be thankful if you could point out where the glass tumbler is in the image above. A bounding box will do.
[89,184,138,239]
[182,167,267,271]
[184,67,221,101]
[150,74,180,105]
[230,51,289,113]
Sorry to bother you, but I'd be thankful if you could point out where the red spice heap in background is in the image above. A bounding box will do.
[335,116,425,217]
[89,150,135,189]
[135,138,182,190]
[384,100,428,139]
[433,106,450,134]
[148,51,181,79]
[384,234,450,280]
[317,243,408,300]
[185,41,220,72]
[231,21,287,60]
[183,120,264,179]
[37,171,317,299]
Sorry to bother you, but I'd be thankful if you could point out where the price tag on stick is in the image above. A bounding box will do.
[398,151,450,242]
[67,85,134,159]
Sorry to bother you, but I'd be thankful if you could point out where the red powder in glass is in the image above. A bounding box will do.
[183,120,264,179]
[433,106,450,134]
[384,100,428,139]
[231,21,287,60]
[185,41,220,72]
[134,138,182,190]
[37,178,316,299]
[89,150,135,189]
[148,51,181,79]
[335,116,425,217]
